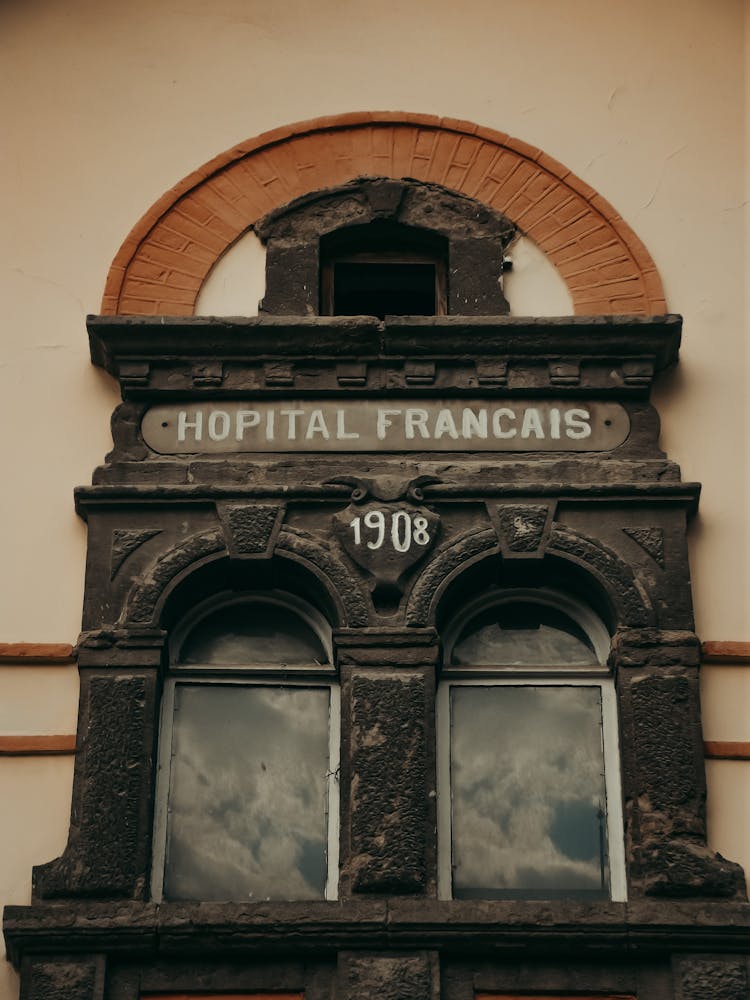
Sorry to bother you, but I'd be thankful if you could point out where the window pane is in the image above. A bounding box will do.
[450,685,609,899]
[333,262,436,318]
[450,603,598,666]
[164,684,330,900]
[179,603,328,666]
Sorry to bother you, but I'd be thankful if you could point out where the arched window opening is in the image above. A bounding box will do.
[437,588,625,903]
[445,588,609,669]
[320,222,448,319]
[152,592,339,904]
[174,591,331,669]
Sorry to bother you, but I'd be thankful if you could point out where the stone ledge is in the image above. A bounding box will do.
[5,899,750,967]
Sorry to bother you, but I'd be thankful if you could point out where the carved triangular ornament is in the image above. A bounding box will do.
[623,527,665,568]
[110,529,161,579]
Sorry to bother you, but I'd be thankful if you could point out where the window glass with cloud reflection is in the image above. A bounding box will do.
[439,594,624,901]
[450,684,608,899]
[165,684,330,900]
[154,595,338,902]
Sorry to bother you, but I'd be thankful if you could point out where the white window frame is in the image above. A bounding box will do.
[151,593,340,902]
[437,591,627,903]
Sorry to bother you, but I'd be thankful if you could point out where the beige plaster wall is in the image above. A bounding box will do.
[194,233,576,318]
[0,665,78,987]
[1,0,746,643]
[0,2,747,994]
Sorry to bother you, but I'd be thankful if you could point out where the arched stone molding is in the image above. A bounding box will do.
[547,524,654,629]
[123,528,226,626]
[102,112,666,317]
[275,525,371,627]
[405,527,499,627]
[122,525,371,629]
[405,522,653,630]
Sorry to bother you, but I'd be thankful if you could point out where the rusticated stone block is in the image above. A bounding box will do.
[636,840,746,899]
[610,628,701,669]
[678,957,748,1000]
[21,957,104,1000]
[347,673,429,893]
[34,674,156,899]
[624,671,747,899]
[629,673,702,810]
[338,952,435,1000]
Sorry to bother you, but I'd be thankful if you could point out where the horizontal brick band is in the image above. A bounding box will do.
[702,641,750,664]
[0,735,76,756]
[704,741,750,760]
[477,994,635,1000]
[103,112,665,318]
[145,995,303,1000]
[0,643,75,664]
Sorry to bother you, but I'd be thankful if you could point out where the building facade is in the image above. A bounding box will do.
[2,4,749,1000]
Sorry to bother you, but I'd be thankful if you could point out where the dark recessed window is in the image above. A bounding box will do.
[320,222,447,319]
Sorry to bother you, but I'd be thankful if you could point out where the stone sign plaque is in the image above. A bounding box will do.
[141,400,630,454]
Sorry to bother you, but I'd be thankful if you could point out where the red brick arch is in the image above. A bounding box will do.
[102,112,666,316]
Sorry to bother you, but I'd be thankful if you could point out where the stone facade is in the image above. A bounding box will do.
[4,170,749,998]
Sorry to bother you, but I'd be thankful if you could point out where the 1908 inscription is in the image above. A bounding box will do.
[141,400,629,453]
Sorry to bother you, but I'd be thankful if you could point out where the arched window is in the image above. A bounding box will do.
[152,592,339,902]
[437,588,626,902]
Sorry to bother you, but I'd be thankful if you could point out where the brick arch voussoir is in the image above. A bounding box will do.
[103,112,666,317]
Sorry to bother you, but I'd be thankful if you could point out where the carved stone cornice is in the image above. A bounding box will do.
[87,314,681,399]
[74,480,702,515]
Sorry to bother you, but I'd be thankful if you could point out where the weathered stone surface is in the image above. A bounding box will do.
[216,501,284,557]
[110,528,161,579]
[256,178,516,317]
[338,952,435,1000]
[630,673,702,810]
[678,958,748,1000]
[24,290,744,990]
[623,526,665,567]
[34,674,155,899]
[334,628,439,667]
[333,501,439,597]
[7,897,750,968]
[610,628,701,668]
[276,525,371,627]
[549,524,652,627]
[406,527,496,626]
[21,957,104,1000]
[106,402,149,463]
[622,671,747,899]
[346,674,429,893]
[125,529,225,624]
[492,502,551,554]
[637,841,747,899]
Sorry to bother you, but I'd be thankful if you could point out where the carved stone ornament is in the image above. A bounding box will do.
[216,502,285,558]
[110,528,161,579]
[623,526,666,567]
[491,502,552,557]
[333,501,439,597]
